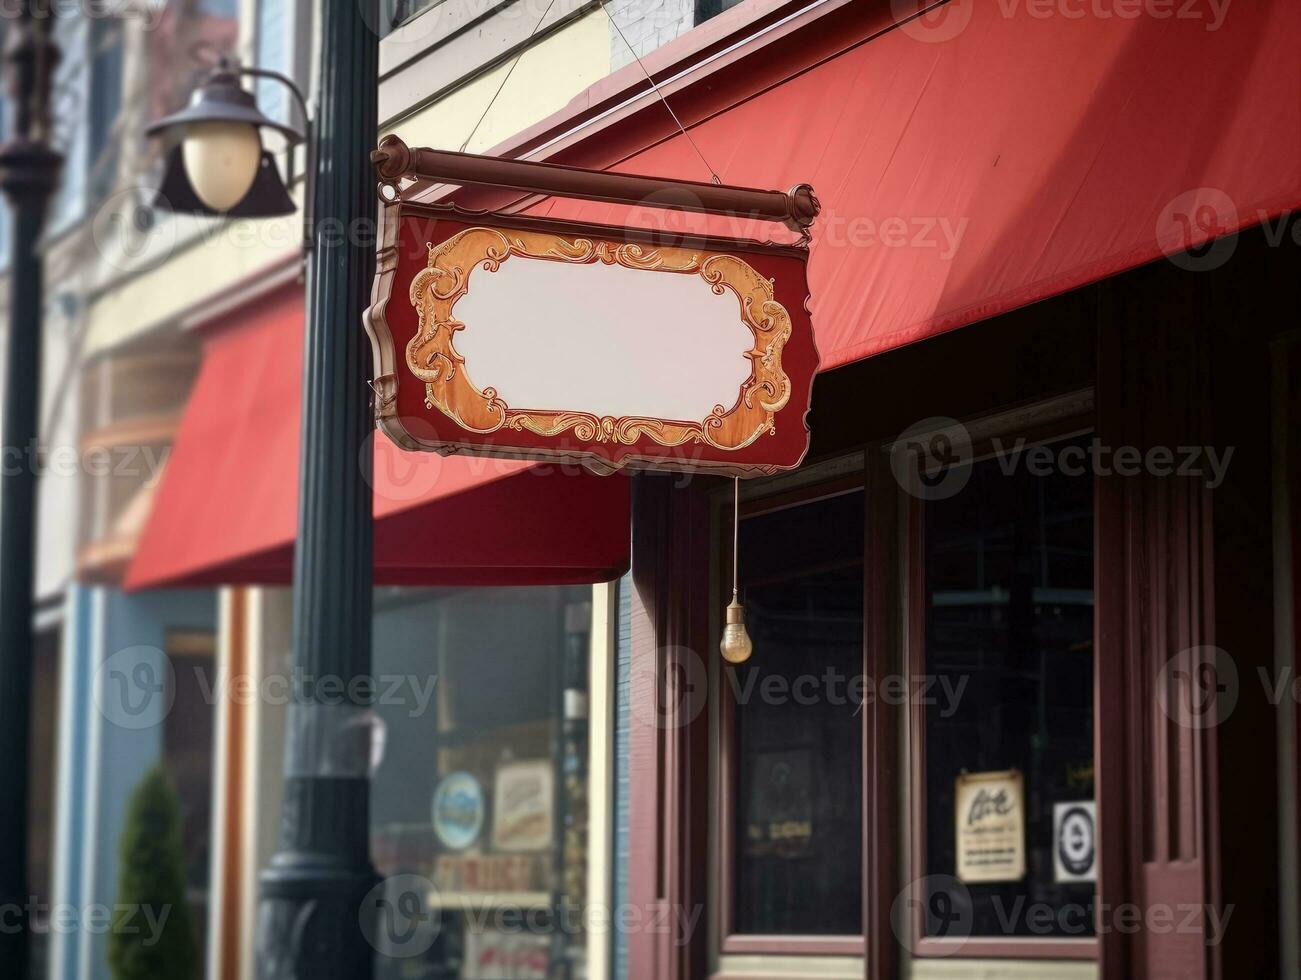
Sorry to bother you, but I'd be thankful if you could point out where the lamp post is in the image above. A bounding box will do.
[146,4,380,970]
[253,0,379,970]
[0,1,61,973]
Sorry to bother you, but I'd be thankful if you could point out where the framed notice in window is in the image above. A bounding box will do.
[492,760,554,853]
[954,769,1025,883]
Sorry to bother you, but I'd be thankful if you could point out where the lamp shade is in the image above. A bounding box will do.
[146,63,304,218]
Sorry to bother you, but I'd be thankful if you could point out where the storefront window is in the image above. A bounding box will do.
[730,490,864,937]
[370,586,594,979]
[696,0,747,24]
[920,434,1095,940]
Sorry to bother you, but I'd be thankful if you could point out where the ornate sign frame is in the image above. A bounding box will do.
[365,198,819,477]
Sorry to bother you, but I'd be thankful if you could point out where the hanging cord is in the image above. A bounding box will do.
[731,476,740,600]
[606,6,722,184]
[460,0,561,153]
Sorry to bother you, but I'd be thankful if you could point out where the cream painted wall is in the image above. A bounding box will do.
[82,205,304,357]
[82,6,611,357]
[385,8,611,153]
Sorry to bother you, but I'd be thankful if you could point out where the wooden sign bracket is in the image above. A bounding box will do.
[371,134,820,235]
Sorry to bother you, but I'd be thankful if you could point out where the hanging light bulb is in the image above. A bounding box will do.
[720,477,754,664]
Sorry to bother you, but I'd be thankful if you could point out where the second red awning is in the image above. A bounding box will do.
[124,285,630,591]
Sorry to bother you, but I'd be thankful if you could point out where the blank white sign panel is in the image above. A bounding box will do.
[453,257,753,422]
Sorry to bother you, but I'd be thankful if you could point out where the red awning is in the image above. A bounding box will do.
[128,0,1297,589]
[525,0,1300,368]
[124,286,630,590]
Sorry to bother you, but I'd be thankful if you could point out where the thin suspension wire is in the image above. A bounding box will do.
[606,6,722,184]
[732,477,740,599]
[460,0,560,153]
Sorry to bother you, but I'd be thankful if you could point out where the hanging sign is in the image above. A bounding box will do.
[366,138,819,477]
[954,769,1026,883]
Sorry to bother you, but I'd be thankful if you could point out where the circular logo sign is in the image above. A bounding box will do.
[1056,805,1095,878]
[431,771,485,851]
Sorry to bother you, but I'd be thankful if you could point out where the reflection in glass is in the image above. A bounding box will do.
[370,586,592,978]
[923,435,1095,938]
[732,490,864,936]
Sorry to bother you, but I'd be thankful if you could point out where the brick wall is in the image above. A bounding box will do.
[606,0,696,69]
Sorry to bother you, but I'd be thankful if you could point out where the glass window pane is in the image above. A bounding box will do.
[732,490,864,936]
[922,434,1095,939]
[370,586,593,979]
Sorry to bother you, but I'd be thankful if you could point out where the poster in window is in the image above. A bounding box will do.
[462,928,550,978]
[431,771,485,851]
[1053,801,1097,883]
[744,748,814,858]
[492,760,554,853]
[954,769,1025,883]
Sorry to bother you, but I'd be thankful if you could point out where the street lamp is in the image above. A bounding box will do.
[145,56,308,223]
[147,19,382,977]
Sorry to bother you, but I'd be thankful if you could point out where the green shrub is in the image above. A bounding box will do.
[108,765,197,980]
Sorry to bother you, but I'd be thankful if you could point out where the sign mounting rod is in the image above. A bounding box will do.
[371,135,820,234]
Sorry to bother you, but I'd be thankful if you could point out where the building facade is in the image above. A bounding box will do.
[12,1,715,978]
[2,0,1296,979]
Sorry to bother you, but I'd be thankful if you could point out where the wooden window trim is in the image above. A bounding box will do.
[904,414,1100,962]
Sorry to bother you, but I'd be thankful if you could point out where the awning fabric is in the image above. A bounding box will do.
[527,0,1301,368]
[124,287,630,590]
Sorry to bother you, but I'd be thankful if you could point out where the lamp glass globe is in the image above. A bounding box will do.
[182,120,262,212]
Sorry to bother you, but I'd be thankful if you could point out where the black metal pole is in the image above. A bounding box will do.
[255,0,378,972]
[0,2,60,973]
